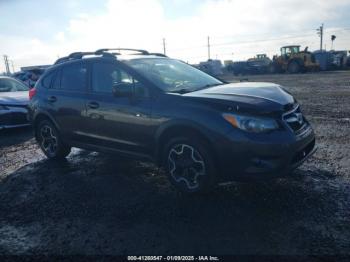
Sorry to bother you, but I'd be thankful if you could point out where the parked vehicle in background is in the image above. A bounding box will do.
[272,45,319,73]
[330,50,348,69]
[13,68,46,88]
[0,76,30,129]
[197,59,223,76]
[226,54,273,75]
[314,50,349,71]
[28,48,316,194]
[246,54,273,74]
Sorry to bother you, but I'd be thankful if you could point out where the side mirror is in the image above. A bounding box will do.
[112,83,133,97]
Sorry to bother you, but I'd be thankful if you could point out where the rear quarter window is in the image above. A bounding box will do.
[60,62,87,92]
[41,71,55,88]
[51,69,61,89]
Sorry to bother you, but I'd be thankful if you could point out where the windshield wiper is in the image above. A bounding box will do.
[199,83,223,90]
[168,88,192,94]
[168,83,223,94]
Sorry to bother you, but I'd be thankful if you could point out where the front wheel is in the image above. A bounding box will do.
[164,137,217,194]
[287,61,300,73]
[37,120,71,159]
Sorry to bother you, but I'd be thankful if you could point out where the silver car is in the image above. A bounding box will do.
[0,76,30,129]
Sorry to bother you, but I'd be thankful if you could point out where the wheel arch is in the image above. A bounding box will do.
[33,112,60,140]
[155,121,218,167]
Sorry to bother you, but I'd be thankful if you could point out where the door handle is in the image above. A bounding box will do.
[47,96,57,103]
[88,101,99,109]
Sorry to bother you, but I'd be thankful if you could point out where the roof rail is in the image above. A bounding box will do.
[68,52,95,59]
[54,52,95,65]
[53,48,155,65]
[54,51,115,65]
[95,48,149,55]
[54,57,70,65]
[149,53,167,57]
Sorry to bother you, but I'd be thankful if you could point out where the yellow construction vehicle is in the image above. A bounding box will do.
[272,45,319,73]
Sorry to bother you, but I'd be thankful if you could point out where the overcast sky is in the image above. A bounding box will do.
[1,0,350,72]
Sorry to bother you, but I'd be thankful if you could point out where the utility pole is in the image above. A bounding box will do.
[3,55,10,75]
[317,24,324,51]
[207,36,211,60]
[162,38,166,55]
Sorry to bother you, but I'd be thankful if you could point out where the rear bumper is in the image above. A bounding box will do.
[215,124,316,182]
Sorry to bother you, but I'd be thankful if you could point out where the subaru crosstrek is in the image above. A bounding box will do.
[28,48,316,193]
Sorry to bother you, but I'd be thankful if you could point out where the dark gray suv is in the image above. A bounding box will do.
[28,48,316,193]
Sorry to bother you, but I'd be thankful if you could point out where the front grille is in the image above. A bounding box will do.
[283,105,306,132]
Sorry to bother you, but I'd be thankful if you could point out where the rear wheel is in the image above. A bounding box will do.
[164,137,217,194]
[37,120,71,159]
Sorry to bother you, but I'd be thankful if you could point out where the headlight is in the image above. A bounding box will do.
[223,113,279,133]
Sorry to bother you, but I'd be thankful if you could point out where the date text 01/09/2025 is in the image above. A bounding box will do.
[127,256,220,261]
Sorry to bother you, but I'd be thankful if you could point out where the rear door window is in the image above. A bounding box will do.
[51,70,61,90]
[61,62,87,92]
[42,72,55,88]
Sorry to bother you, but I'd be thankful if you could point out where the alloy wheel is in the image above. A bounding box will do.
[40,125,58,156]
[167,144,206,190]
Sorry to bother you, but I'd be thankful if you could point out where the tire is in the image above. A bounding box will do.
[36,120,71,159]
[163,136,217,194]
[287,61,300,74]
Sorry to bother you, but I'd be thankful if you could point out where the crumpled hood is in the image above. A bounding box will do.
[0,91,29,106]
[183,82,295,114]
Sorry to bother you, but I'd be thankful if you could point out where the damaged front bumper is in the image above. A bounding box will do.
[215,122,317,182]
[0,105,30,129]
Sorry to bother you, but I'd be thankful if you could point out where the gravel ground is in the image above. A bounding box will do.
[0,71,349,255]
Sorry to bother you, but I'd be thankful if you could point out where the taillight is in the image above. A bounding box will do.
[29,87,36,100]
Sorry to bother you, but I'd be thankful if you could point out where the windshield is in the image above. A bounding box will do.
[282,46,300,55]
[0,78,29,92]
[125,58,223,93]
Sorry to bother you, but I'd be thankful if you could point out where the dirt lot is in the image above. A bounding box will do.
[0,71,349,255]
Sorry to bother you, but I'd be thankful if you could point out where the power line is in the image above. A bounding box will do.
[166,26,350,53]
[168,32,322,53]
[211,32,317,47]
[209,28,318,40]
[168,35,308,54]
[325,27,350,33]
